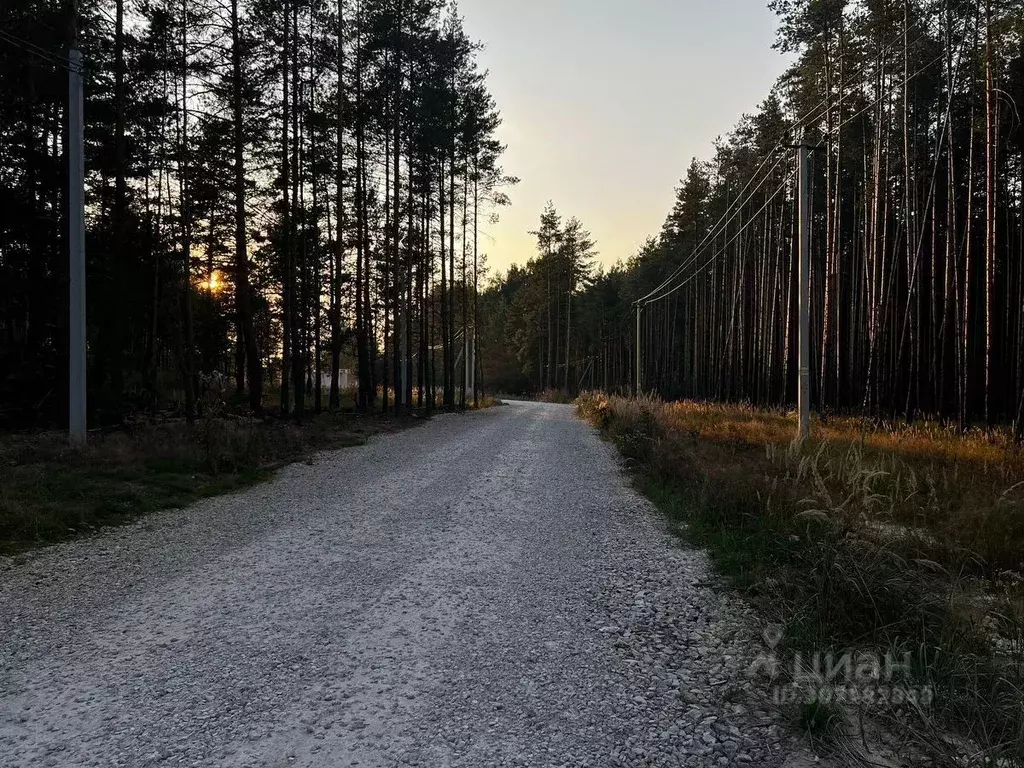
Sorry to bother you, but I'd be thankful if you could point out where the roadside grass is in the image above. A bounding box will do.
[577,392,1024,766]
[0,409,386,554]
[0,387,497,555]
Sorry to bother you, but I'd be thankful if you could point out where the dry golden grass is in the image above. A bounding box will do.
[578,392,1024,764]
[655,397,1022,467]
[584,394,1024,574]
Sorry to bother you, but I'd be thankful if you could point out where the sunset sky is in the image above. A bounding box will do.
[459,0,793,276]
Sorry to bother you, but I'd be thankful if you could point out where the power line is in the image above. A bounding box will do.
[0,29,82,74]
[648,169,795,303]
[638,4,967,311]
[640,151,789,306]
[785,0,975,139]
[637,5,969,310]
[93,4,118,27]
[832,48,952,135]
[636,146,786,304]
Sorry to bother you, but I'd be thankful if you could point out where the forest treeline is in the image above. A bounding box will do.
[0,0,508,428]
[481,0,1024,434]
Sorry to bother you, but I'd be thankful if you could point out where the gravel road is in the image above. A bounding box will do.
[0,401,819,768]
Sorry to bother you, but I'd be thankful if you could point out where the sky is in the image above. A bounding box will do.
[458,0,794,276]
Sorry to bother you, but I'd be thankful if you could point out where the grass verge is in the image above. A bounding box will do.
[0,391,498,554]
[577,392,1024,766]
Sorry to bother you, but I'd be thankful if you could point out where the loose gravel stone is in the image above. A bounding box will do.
[1,401,824,767]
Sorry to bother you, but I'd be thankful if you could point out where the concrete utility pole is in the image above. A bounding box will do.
[464,334,471,400]
[469,332,476,407]
[398,307,406,408]
[69,46,87,446]
[796,139,812,442]
[634,303,642,396]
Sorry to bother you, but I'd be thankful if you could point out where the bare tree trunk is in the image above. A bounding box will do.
[354,2,372,410]
[984,0,996,424]
[310,56,323,415]
[231,0,261,413]
[111,0,127,398]
[382,126,391,415]
[330,0,345,411]
[439,158,449,406]
[289,0,304,420]
[460,159,468,407]
[472,157,479,407]
[902,0,918,420]
[546,258,553,390]
[448,136,456,406]
[938,0,956,421]
[392,1,403,415]
[280,0,292,416]
[179,0,196,422]
[960,15,978,430]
